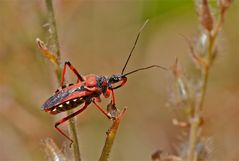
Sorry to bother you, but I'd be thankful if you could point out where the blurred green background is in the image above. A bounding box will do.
[0,1,238,161]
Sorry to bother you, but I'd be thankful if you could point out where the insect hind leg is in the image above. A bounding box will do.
[54,103,89,146]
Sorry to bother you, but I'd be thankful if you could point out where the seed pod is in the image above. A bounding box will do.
[218,0,232,14]
[197,0,214,32]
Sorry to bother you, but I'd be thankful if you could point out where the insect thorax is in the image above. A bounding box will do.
[96,76,108,93]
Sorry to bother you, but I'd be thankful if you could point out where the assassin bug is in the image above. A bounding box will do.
[40,20,167,145]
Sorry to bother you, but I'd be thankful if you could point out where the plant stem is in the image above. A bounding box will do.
[99,107,127,161]
[44,0,60,58]
[186,25,220,161]
[44,0,81,160]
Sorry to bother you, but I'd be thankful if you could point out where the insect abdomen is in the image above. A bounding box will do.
[45,97,85,114]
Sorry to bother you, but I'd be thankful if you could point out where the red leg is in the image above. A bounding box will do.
[55,103,89,145]
[92,101,111,119]
[111,89,115,105]
[61,61,84,86]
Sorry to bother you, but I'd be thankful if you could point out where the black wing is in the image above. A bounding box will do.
[41,85,85,110]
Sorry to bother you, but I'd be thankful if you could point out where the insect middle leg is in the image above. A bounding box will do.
[55,103,89,145]
[61,61,84,86]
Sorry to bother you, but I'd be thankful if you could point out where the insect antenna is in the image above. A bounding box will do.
[121,19,149,75]
[122,65,168,77]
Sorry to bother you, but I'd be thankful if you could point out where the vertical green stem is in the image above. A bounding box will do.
[44,0,81,161]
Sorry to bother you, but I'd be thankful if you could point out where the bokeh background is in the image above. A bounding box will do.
[0,1,238,161]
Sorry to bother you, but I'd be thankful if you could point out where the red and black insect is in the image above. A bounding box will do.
[41,20,167,144]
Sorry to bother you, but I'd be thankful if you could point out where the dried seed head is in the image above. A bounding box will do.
[182,34,208,69]
[196,138,213,160]
[151,150,162,161]
[36,38,59,66]
[169,59,191,107]
[196,32,209,55]
[172,118,190,128]
[152,150,183,161]
[172,58,182,78]
[197,0,214,32]
[218,0,232,14]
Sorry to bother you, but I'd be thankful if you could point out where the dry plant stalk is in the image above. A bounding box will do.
[37,0,81,160]
[99,107,127,161]
[186,1,232,161]
[165,0,232,161]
